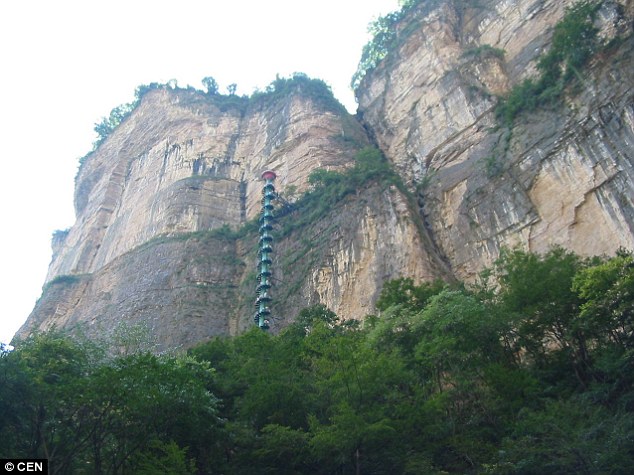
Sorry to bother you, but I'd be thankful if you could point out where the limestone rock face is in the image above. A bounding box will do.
[17,0,634,348]
[272,184,450,329]
[49,88,366,281]
[18,85,446,349]
[20,237,245,352]
[20,183,448,351]
[357,0,634,279]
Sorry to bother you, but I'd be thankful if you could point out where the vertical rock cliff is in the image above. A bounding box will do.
[357,0,634,280]
[50,87,366,280]
[17,0,634,349]
[18,82,448,350]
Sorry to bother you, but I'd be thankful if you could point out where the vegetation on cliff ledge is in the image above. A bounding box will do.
[352,0,609,126]
[496,0,603,124]
[351,0,426,90]
[79,72,345,173]
[277,146,402,237]
[3,248,633,473]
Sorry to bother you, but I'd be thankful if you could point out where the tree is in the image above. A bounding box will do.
[202,76,219,95]
[0,332,221,474]
[300,314,411,474]
[496,0,601,123]
[93,102,136,145]
[376,277,446,311]
[84,353,220,473]
[295,304,339,333]
[251,424,312,474]
[493,247,588,381]
[573,250,634,349]
[491,398,634,474]
[131,440,196,475]
[571,251,634,406]
[0,332,103,473]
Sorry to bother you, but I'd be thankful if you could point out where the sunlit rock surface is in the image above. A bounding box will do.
[357,0,634,280]
[17,0,634,349]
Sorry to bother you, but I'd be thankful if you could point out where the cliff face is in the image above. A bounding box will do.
[21,184,448,352]
[18,84,448,350]
[357,0,634,279]
[49,88,366,281]
[17,0,634,348]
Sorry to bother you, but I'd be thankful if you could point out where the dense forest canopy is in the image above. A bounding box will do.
[2,248,633,474]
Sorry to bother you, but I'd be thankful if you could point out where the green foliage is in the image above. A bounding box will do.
[496,1,602,124]
[493,248,586,369]
[5,248,634,473]
[295,304,340,332]
[572,249,634,348]
[130,220,259,258]
[251,73,345,113]
[351,11,402,90]
[537,0,601,82]
[279,146,401,237]
[132,440,196,475]
[491,399,634,474]
[482,126,513,177]
[351,0,426,90]
[93,102,135,146]
[0,332,220,473]
[413,290,506,378]
[51,228,69,241]
[41,274,91,299]
[45,273,82,287]
[110,321,159,355]
[496,78,540,124]
[353,0,503,91]
[201,76,219,95]
[91,82,165,151]
[226,83,237,95]
[375,277,446,311]
[252,424,311,473]
[81,72,344,170]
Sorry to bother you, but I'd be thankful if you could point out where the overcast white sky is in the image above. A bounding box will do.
[0,0,400,343]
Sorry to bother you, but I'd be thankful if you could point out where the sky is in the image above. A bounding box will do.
[0,0,400,344]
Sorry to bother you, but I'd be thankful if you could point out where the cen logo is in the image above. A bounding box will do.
[1,460,48,474]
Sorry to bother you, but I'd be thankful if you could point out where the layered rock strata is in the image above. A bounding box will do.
[21,183,448,351]
[357,0,634,279]
[18,86,448,348]
[50,88,367,281]
[17,0,634,348]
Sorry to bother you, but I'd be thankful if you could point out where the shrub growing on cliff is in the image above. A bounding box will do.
[88,82,165,154]
[278,147,399,236]
[351,11,402,90]
[496,0,602,124]
[81,72,343,174]
[201,76,219,95]
[93,102,135,145]
[250,73,345,113]
[353,0,462,91]
[462,44,506,60]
